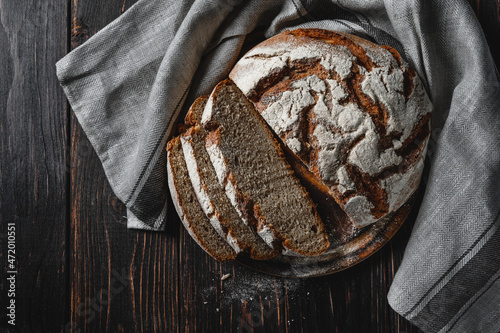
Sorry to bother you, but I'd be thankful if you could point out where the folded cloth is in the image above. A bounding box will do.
[56,0,500,331]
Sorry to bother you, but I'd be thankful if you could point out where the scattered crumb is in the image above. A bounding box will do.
[203,302,207,305]
[216,308,219,312]
[221,273,231,281]
[200,272,302,305]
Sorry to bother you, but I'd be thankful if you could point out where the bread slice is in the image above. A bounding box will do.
[167,136,237,261]
[181,125,279,259]
[201,79,330,256]
[184,95,208,126]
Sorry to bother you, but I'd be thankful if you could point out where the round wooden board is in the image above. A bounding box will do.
[236,193,415,278]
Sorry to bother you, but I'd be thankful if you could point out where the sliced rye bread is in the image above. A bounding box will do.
[200,79,330,256]
[167,136,237,261]
[181,125,279,259]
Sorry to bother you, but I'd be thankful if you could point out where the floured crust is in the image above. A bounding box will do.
[230,28,432,227]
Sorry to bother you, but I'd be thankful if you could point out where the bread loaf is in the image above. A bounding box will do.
[229,28,432,227]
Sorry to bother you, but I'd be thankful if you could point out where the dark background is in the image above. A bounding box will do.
[0,0,498,332]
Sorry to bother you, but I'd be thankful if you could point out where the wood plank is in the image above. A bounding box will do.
[69,0,179,331]
[0,0,69,331]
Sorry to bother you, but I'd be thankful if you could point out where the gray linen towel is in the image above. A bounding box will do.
[56,0,500,331]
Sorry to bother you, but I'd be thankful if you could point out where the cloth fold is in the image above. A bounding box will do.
[56,0,500,331]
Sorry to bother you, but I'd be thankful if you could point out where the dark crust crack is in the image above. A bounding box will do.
[341,163,389,219]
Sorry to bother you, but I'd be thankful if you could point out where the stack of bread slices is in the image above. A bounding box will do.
[167,79,330,261]
[167,29,432,261]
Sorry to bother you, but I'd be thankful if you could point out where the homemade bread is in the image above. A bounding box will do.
[201,79,330,256]
[229,28,432,227]
[167,136,237,261]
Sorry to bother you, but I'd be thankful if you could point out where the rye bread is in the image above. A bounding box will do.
[181,126,279,259]
[167,136,237,261]
[229,28,432,227]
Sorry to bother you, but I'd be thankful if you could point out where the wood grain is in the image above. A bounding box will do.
[0,0,69,331]
[0,0,498,332]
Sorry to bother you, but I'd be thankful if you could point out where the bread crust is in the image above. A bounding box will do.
[230,28,432,227]
[184,95,208,126]
[181,126,279,260]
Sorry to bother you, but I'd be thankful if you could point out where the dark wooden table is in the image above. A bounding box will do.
[0,1,498,332]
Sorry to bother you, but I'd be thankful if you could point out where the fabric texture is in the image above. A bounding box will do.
[56,0,500,332]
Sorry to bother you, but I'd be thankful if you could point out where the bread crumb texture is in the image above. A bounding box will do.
[201,79,329,255]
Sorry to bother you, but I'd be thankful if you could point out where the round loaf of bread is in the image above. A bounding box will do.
[229,29,432,227]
